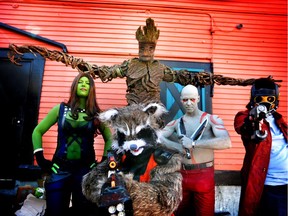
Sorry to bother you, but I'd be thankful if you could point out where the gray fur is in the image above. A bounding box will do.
[82,103,182,216]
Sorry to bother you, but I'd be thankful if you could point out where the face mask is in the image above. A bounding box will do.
[253,95,276,111]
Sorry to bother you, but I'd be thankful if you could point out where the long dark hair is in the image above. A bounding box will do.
[66,73,102,133]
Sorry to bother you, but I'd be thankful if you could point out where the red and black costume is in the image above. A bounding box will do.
[234,110,287,216]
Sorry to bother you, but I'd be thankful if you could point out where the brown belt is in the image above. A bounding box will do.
[182,161,214,170]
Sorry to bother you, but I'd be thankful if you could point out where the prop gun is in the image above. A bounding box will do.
[98,151,133,216]
[249,104,271,141]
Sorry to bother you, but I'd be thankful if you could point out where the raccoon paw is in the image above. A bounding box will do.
[82,170,108,204]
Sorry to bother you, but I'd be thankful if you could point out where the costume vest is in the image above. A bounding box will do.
[52,102,96,167]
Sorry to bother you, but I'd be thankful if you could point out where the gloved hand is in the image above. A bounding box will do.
[34,150,53,173]
[240,107,260,135]
[100,156,107,163]
[249,105,267,121]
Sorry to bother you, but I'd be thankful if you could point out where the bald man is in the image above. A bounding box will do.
[160,84,232,216]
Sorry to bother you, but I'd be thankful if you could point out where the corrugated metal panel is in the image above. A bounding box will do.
[0,0,286,170]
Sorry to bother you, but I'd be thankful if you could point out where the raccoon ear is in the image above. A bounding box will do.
[143,103,167,117]
[99,108,119,122]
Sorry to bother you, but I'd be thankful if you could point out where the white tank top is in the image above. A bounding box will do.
[264,115,288,186]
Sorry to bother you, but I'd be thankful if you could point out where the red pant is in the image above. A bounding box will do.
[175,166,215,216]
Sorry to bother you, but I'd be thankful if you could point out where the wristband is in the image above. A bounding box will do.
[33,148,44,154]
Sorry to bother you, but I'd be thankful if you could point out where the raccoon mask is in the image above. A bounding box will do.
[99,103,167,156]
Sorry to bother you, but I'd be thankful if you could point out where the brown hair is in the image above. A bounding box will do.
[66,73,102,134]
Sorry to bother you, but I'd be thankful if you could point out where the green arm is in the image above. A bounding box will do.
[32,104,60,151]
[99,122,113,157]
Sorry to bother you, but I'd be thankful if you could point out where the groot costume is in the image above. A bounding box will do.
[95,58,194,104]
[8,18,276,105]
[93,18,195,104]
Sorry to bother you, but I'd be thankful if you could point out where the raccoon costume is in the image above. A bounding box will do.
[82,103,182,216]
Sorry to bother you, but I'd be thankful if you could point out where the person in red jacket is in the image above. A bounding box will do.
[234,77,287,216]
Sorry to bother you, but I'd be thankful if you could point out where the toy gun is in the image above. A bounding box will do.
[249,104,270,141]
[98,151,133,216]
[178,117,208,159]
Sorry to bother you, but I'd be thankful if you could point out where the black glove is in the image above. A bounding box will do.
[241,116,254,134]
[249,105,267,121]
[100,156,107,163]
[34,150,53,173]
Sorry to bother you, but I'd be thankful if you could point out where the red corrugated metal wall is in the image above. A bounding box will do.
[1,0,286,170]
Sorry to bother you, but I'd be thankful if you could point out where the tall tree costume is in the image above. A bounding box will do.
[8,17,270,106]
[32,73,112,216]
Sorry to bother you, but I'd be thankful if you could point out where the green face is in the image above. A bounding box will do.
[77,76,90,97]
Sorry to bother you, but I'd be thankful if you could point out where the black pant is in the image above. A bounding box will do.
[258,184,287,216]
[44,168,99,216]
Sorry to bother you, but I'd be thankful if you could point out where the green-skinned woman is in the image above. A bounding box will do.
[32,73,112,216]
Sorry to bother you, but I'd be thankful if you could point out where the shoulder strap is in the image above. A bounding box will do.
[59,102,67,128]
[179,117,186,135]
[200,112,208,123]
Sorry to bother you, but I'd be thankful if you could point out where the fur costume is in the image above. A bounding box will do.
[82,103,182,216]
